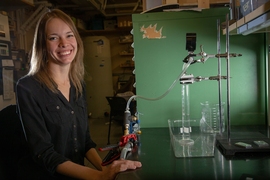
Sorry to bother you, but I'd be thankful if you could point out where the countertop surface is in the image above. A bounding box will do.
[115,126,270,180]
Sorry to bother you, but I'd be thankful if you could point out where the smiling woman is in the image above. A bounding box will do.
[27,9,85,97]
[45,17,78,100]
[46,18,77,66]
[15,8,141,180]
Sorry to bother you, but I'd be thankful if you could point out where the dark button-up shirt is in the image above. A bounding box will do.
[16,75,96,179]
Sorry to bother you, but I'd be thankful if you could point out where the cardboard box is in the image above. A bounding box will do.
[254,0,269,9]
[117,16,132,28]
[103,20,117,30]
[240,0,254,16]
[240,0,268,17]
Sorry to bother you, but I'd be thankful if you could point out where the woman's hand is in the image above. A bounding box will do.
[102,159,142,180]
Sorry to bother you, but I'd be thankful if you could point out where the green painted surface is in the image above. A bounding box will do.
[132,8,267,128]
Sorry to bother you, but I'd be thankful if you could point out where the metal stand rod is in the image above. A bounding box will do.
[217,19,223,135]
[226,14,231,143]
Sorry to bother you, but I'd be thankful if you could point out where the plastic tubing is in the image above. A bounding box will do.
[125,57,194,111]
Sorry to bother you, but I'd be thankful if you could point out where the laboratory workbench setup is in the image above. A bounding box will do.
[101,12,270,180]
[116,126,270,180]
[1,1,270,180]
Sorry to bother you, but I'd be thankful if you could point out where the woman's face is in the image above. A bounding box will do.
[45,18,77,66]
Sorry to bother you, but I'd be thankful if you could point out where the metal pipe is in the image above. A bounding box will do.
[101,0,107,10]
[20,4,44,31]
[132,0,141,12]
[25,7,48,32]
[87,0,106,16]
[226,14,231,143]
[217,19,223,135]
[230,0,236,20]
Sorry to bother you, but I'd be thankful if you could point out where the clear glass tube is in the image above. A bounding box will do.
[179,84,194,145]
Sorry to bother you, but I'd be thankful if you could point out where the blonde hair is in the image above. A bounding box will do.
[28,9,84,97]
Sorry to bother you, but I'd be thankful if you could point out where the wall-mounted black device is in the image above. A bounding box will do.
[186,33,196,52]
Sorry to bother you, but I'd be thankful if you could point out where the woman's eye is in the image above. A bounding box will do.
[48,37,57,41]
[67,34,74,38]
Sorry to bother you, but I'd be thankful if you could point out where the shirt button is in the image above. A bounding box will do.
[74,138,77,141]
[71,111,74,114]
[56,106,60,109]
[75,149,78,152]
[73,125,76,128]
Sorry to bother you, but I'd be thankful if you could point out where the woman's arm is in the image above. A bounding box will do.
[56,158,142,180]
[56,160,103,180]
[57,147,142,179]
[84,148,142,180]
[56,160,142,180]
[85,148,105,171]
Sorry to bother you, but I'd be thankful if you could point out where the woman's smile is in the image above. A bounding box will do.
[58,50,72,56]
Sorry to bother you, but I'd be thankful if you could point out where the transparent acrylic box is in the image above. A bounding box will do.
[168,119,216,158]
